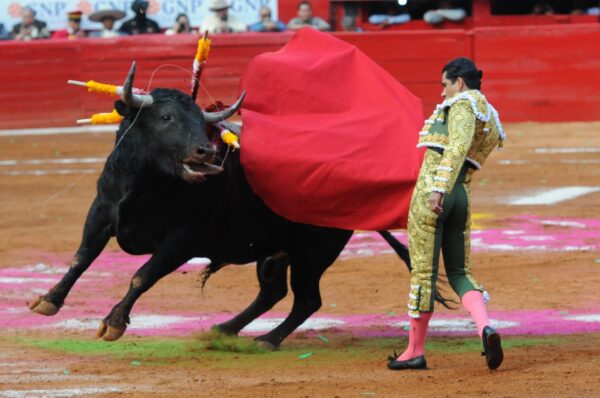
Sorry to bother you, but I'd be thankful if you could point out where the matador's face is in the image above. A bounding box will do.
[441,71,465,99]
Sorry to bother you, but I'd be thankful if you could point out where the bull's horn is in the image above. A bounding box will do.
[122,61,154,108]
[203,91,246,124]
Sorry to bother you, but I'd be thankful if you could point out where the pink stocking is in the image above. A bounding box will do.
[461,290,490,337]
[397,312,432,360]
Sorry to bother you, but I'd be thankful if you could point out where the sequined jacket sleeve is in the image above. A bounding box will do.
[431,100,476,194]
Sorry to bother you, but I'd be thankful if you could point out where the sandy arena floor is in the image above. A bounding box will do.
[0,122,599,397]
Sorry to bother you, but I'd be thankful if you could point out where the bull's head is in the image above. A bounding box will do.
[114,62,244,183]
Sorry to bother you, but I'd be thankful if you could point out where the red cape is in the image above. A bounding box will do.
[239,28,424,230]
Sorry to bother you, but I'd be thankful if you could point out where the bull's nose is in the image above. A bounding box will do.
[196,145,216,161]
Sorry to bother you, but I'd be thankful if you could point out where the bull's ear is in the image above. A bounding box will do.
[114,100,129,117]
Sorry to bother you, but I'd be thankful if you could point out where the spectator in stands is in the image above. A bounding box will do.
[368,2,411,27]
[12,7,50,41]
[88,9,126,38]
[165,13,198,35]
[119,0,161,35]
[287,1,331,31]
[341,15,363,32]
[248,6,286,32]
[423,0,466,25]
[571,0,586,14]
[571,0,599,14]
[169,13,197,35]
[51,11,87,39]
[0,23,11,40]
[201,0,246,34]
[587,7,600,15]
[532,0,554,14]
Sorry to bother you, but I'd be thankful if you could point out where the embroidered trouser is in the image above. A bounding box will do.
[407,149,482,318]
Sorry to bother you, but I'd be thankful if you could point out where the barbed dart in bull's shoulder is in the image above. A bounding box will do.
[188,31,240,149]
[67,79,147,96]
[77,109,124,125]
[191,31,211,101]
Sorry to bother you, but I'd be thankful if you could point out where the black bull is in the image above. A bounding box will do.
[28,64,446,349]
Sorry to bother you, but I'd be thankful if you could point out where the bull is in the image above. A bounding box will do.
[28,63,443,349]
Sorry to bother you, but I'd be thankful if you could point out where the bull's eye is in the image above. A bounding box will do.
[161,115,172,122]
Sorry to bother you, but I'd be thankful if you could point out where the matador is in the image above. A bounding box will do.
[388,57,506,371]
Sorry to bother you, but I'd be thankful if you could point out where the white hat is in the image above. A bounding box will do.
[209,0,230,11]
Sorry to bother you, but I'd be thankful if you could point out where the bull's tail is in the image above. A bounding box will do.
[377,230,456,310]
[378,230,411,270]
[200,261,227,292]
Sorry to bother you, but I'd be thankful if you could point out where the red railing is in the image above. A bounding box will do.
[2,23,600,129]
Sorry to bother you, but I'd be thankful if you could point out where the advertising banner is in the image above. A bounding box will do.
[1,0,278,32]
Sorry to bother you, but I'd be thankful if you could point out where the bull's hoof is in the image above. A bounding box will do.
[96,320,127,341]
[28,297,60,316]
[255,339,278,351]
[211,324,238,336]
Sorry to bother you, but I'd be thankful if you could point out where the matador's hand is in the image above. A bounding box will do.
[428,192,444,215]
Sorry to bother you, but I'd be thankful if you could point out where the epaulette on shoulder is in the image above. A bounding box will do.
[436,91,506,141]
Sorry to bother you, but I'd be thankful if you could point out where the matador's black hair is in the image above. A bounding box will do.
[442,57,483,90]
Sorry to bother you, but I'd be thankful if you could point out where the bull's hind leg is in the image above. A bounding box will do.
[97,243,190,341]
[255,228,352,349]
[29,198,112,316]
[213,252,289,335]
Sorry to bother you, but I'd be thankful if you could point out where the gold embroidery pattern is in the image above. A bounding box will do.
[407,149,442,316]
[432,100,477,194]
[417,91,505,178]
[406,91,504,318]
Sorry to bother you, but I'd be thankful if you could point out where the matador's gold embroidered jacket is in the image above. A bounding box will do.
[416,90,506,193]
[405,90,505,318]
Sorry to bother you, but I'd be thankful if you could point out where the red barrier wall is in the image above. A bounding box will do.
[474,24,600,122]
[1,24,599,129]
[0,34,290,129]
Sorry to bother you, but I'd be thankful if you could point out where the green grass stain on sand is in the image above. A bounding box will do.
[23,338,198,360]
[194,330,270,354]
[14,335,566,369]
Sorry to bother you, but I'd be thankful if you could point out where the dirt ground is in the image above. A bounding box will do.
[1,121,599,397]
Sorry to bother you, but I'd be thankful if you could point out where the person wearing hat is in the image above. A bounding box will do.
[89,9,126,38]
[201,0,246,34]
[51,11,86,39]
[119,0,160,35]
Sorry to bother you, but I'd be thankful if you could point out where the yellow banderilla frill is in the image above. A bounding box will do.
[195,36,211,63]
[67,80,146,96]
[220,130,240,149]
[77,109,123,125]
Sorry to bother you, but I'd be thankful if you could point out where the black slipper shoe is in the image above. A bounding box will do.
[387,352,427,370]
[482,326,504,370]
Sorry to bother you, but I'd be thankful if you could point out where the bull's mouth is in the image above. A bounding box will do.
[181,158,223,182]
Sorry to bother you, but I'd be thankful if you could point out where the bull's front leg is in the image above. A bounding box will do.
[29,198,112,316]
[97,240,191,341]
